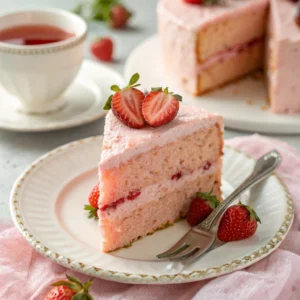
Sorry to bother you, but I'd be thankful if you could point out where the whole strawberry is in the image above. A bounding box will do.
[103,73,146,129]
[84,183,100,220]
[187,190,220,226]
[218,202,261,242]
[110,4,132,28]
[44,274,93,300]
[90,37,113,62]
[142,87,182,127]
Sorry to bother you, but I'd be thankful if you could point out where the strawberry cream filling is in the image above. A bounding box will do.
[196,37,264,75]
[99,160,217,214]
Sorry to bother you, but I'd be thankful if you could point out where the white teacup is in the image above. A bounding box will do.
[0,9,87,114]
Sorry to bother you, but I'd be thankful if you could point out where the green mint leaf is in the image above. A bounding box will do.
[111,85,120,92]
[129,73,140,86]
[173,94,182,102]
[151,87,162,92]
[103,95,113,110]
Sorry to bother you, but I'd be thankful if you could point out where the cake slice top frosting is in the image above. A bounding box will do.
[158,0,269,30]
[100,105,223,170]
[271,0,300,41]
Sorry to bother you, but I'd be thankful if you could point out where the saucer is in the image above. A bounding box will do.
[0,60,124,132]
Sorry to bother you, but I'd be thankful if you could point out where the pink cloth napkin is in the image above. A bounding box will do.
[1,134,300,300]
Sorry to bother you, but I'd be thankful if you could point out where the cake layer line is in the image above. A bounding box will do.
[99,161,220,220]
[197,37,264,75]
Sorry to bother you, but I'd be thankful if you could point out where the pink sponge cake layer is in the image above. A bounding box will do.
[98,105,224,252]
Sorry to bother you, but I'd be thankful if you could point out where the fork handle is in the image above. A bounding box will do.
[198,150,282,231]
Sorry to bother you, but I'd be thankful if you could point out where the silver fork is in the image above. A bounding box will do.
[157,150,282,265]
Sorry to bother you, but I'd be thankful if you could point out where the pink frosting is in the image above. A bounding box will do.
[267,0,300,113]
[99,105,223,170]
[158,0,269,31]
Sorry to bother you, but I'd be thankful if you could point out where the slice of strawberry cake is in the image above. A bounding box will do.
[96,75,224,252]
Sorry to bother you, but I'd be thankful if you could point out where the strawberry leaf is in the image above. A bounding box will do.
[239,202,261,224]
[72,292,85,300]
[196,190,220,210]
[86,295,94,300]
[84,205,99,220]
[151,87,162,92]
[103,95,112,110]
[131,84,141,88]
[111,85,120,92]
[173,94,182,102]
[163,87,169,94]
[129,73,140,86]
[66,274,83,288]
[83,278,93,292]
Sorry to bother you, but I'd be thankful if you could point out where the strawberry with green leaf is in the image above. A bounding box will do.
[74,0,132,29]
[84,183,100,220]
[187,190,220,226]
[103,73,146,129]
[218,202,261,242]
[44,274,94,300]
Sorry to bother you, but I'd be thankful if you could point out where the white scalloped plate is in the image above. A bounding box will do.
[124,35,300,134]
[10,136,294,284]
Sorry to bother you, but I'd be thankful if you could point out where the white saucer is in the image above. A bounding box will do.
[124,35,300,135]
[10,136,294,284]
[0,60,124,132]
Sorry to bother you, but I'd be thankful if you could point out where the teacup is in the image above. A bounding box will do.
[0,9,87,114]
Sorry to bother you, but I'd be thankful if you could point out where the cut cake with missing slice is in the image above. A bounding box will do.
[158,0,269,96]
[98,105,224,252]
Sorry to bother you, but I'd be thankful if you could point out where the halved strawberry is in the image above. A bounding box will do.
[142,87,182,127]
[103,73,146,129]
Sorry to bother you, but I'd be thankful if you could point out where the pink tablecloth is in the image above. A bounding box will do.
[1,134,300,300]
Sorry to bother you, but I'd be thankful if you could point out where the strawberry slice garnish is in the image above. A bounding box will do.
[217,202,261,242]
[186,190,220,226]
[142,87,182,127]
[103,73,146,129]
[84,183,100,220]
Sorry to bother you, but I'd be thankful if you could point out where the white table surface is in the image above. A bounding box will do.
[0,0,299,220]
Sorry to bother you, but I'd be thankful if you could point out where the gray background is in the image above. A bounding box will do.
[0,0,299,220]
